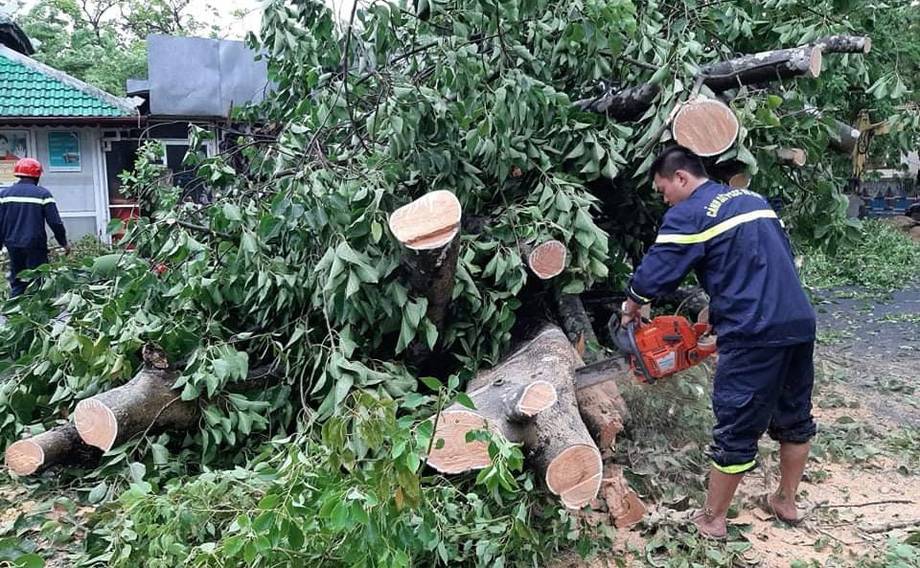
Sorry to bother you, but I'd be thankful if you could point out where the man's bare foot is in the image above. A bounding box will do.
[767,492,801,525]
[691,508,727,540]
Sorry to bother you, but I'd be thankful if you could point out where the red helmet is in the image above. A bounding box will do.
[13,158,43,178]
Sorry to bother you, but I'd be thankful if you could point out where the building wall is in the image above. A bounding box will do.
[1,126,107,244]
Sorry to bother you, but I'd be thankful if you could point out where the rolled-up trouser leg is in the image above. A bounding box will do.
[709,343,816,474]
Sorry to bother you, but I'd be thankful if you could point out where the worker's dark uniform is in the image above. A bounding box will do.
[0,178,68,297]
[627,181,816,474]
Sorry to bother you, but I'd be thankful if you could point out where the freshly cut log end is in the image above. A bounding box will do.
[805,47,823,78]
[514,380,558,418]
[4,424,93,476]
[74,399,119,452]
[426,410,494,474]
[728,173,751,189]
[545,444,603,509]
[672,98,740,157]
[388,190,462,250]
[527,240,567,280]
[5,440,45,476]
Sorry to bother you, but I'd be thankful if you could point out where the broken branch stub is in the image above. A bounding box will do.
[699,45,823,92]
[388,190,462,333]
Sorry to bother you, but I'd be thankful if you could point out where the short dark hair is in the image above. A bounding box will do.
[650,145,707,179]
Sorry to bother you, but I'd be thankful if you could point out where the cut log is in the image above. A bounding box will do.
[601,463,647,529]
[830,120,861,154]
[699,45,823,92]
[815,35,871,54]
[728,172,751,188]
[575,83,660,122]
[428,325,603,509]
[388,190,462,333]
[574,358,631,452]
[522,239,567,280]
[774,147,807,166]
[671,97,740,157]
[74,368,197,452]
[4,423,99,476]
[556,291,602,364]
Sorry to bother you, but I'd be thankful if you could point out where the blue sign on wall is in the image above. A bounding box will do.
[48,131,81,172]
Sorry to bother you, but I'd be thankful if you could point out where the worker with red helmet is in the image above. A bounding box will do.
[0,158,70,297]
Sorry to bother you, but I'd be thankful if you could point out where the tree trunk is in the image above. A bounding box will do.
[572,358,646,528]
[555,291,602,364]
[574,357,631,452]
[388,189,462,335]
[4,423,99,476]
[575,83,660,122]
[699,45,823,92]
[830,120,861,154]
[427,325,603,509]
[74,368,198,452]
[815,35,871,54]
[522,240,567,280]
[671,97,740,157]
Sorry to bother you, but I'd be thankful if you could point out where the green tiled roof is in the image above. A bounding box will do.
[0,46,136,118]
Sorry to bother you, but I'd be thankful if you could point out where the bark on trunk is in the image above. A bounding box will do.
[427,325,603,509]
[555,291,602,364]
[699,45,823,92]
[74,368,198,452]
[388,190,463,332]
[671,97,740,157]
[574,358,631,452]
[575,83,660,122]
[4,423,99,476]
[521,240,567,280]
[830,120,861,154]
[815,35,871,54]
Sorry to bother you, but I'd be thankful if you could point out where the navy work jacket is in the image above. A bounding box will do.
[0,178,68,250]
[627,180,816,349]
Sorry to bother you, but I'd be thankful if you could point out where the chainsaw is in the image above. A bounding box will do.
[608,313,717,384]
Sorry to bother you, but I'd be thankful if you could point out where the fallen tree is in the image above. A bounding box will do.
[0,0,909,564]
[427,325,643,523]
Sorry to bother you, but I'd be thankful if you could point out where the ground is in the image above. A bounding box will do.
[552,282,920,567]
[2,284,918,567]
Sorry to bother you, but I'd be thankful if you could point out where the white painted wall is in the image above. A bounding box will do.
[28,126,105,243]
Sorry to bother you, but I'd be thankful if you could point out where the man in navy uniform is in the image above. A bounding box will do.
[620,146,817,539]
[0,158,70,297]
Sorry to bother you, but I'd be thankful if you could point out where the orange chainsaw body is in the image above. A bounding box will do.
[628,316,717,382]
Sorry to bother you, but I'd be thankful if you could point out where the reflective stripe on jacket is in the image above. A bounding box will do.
[0,179,68,250]
[628,180,816,348]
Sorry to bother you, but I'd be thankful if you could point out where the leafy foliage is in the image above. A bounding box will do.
[799,219,920,290]
[1,0,919,565]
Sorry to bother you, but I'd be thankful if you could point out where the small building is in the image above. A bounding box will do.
[0,43,141,242]
[1,32,269,244]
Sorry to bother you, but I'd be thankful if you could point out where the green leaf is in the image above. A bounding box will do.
[128,462,146,484]
[87,482,108,504]
[455,392,476,410]
[14,554,44,568]
[420,377,442,391]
